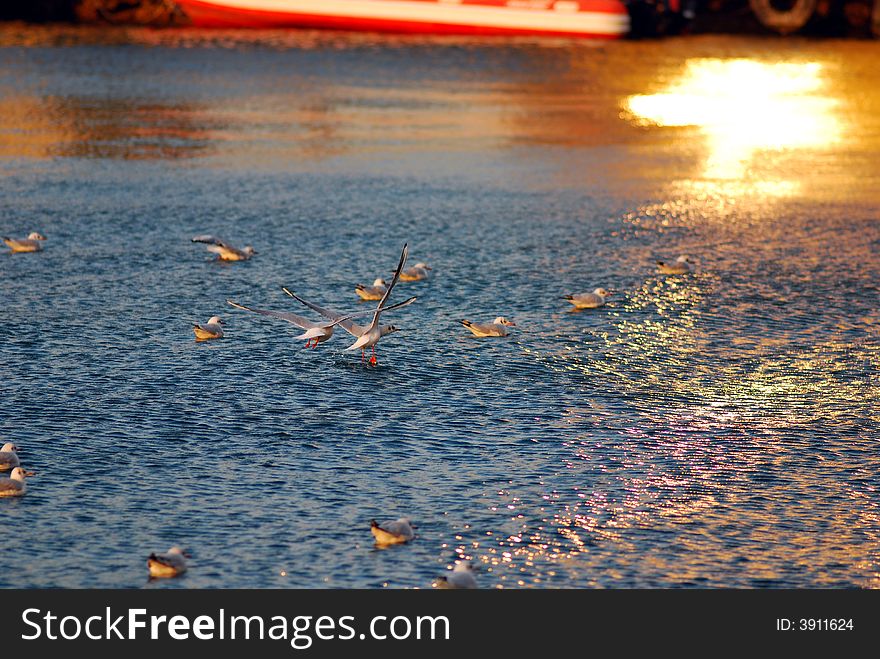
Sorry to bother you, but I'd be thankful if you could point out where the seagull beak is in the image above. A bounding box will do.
[23,470,36,477]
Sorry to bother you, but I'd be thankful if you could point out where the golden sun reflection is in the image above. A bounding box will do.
[624,59,842,193]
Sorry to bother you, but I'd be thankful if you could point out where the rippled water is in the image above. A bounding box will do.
[1,25,878,588]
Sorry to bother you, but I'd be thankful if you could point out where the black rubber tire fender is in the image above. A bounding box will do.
[873,0,880,37]
[748,0,819,33]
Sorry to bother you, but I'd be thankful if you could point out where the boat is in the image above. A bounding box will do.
[172,0,631,39]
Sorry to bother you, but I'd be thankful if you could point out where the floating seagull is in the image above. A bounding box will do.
[399,262,431,282]
[0,467,35,498]
[563,288,611,309]
[657,255,692,274]
[460,317,516,337]
[370,518,415,547]
[434,561,478,589]
[191,235,256,261]
[193,316,224,341]
[3,232,46,253]
[284,243,415,365]
[355,278,388,301]
[147,546,189,578]
[0,443,21,471]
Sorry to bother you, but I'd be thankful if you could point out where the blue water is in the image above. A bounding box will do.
[1,27,878,588]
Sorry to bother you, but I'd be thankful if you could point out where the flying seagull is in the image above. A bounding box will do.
[227,297,410,349]
[283,243,415,365]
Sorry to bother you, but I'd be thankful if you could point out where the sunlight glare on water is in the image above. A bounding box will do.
[625,59,842,194]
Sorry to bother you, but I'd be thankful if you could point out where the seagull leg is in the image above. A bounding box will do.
[361,349,365,364]
[312,339,319,349]
[369,346,378,366]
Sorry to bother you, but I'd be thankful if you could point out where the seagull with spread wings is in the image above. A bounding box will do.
[227,294,413,350]
[283,243,414,365]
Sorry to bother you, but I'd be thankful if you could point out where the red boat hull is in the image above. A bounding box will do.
[174,0,629,39]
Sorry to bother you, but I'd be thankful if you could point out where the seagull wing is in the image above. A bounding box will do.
[226,300,321,330]
[326,296,417,329]
[149,552,184,569]
[0,479,22,494]
[282,288,366,337]
[191,235,229,248]
[369,243,409,330]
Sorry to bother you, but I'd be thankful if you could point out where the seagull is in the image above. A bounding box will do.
[460,317,516,337]
[0,467,35,498]
[355,278,388,301]
[193,316,224,341]
[227,298,400,349]
[434,561,478,589]
[563,288,611,309]
[3,232,46,253]
[0,443,21,471]
[191,235,256,261]
[370,518,415,547]
[657,255,693,274]
[283,243,415,365]
[284,289,415,365]
[227,300,335,348]
[147,546,189,578]
[399,262,431,281]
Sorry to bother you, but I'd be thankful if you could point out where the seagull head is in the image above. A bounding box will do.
[381,325,401,337]
[208,316,223,325]
[28,232,47,241]
[10,467,34,480]
[373,278,387,287]
[494,317,516,327]
[594,288,611,297]
[1,442,19,453]
[677,255,692,263]
[244,246,257,256]
[414,263,431,270]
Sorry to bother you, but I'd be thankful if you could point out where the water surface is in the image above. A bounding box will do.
[1,26,878,588]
